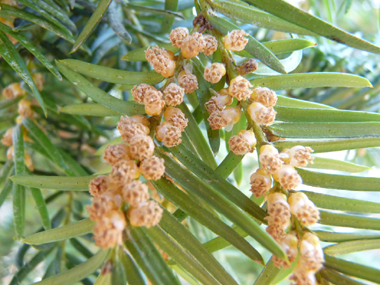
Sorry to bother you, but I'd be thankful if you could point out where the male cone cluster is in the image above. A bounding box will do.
[87,115,167,249]
[85,24,324,284]
[1,73,45,171]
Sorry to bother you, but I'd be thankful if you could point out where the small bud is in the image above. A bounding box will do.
[169,27,189,48]
[259,145,283,174]
[228,130,256,155]
[204,63,226,84]
[299,233,324,272]
[266,225,285,241]
[89,175,111,197]
[247,102,276,126]
[3,83,25,99]
[164,49,176,60]
[143,88,163,106]
[220,106,241,130]
[267,192,290,218]
[205,89,233,113]
[108,211,127,231]
[93,210,126,249]
[128,200,163,228]
[219,88,229,96]
[239,130,256,146]
[131,84,157,104]
[7,146,13,159]
[129,135,155,160]
[140,155,165,181]
[288,192,319,225]
[207,110,228,130]
[251,87,277,107]
[163,83,185,106]
[87,191,123,222]
[1,128,13,146]
[145,46,176,77]
[202,34,218,56]
[181,32,205,59]
[210,88,233,109]
[32,73,44,91]
[118,116,149,143]
[250,168,272,197]
[145,46,155,62]
[0,16,17,43]
[25,152,33,171]
[110,159,140,185]
[289,264,316,285]
[145,45,175,61]
[155,57,176,78]
[265,193,291,232]
[122,180,149,207]
[18,99,33,118]
[205,100,219,114]
[273,233,298,268]
[228,76,253,101]
[131,115,150,128]
[145,100,165,116]
[103,144,130,165]
[156,121,182,147]
[178,71,198,93]
[164,107,188,131]
[273,165,302,190]
[238,58,258,75]
[224,30,248,51]
[281,146,314,167]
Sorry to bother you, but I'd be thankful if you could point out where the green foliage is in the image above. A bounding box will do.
[1,0,380,284]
